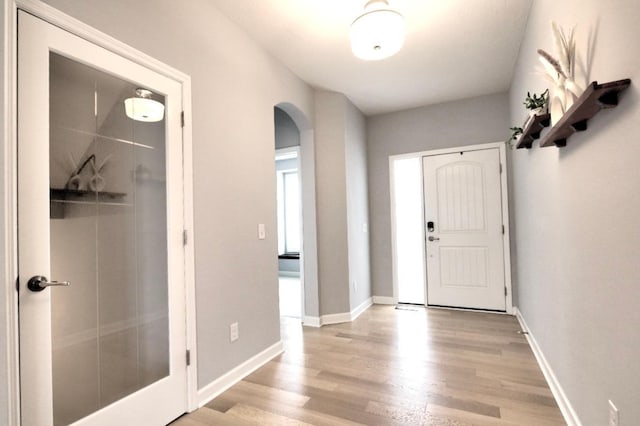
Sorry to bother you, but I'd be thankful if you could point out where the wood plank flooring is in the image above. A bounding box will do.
[173,306,565,425]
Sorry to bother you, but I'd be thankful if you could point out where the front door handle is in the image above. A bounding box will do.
[428,236,440,242]
[27,275,70,292]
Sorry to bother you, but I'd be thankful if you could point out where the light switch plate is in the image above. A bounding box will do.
[258,224,266,240]
[230,322,239,342]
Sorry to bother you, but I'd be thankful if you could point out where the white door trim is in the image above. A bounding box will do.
[3,1,198,423]
[389,141,513,314]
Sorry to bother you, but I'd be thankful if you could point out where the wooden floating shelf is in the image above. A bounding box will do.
[540,79,631,148]
[516,113,551,149]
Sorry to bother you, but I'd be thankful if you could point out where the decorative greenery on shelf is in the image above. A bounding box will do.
[524,89,549,112]
[508,126,523,147]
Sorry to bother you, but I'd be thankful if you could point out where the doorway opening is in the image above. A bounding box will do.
[390,143,513,313]
[390,156,426,305]
[274,108,303,320]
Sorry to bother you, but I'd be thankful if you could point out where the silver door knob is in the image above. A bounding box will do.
[428,236,440,242]
[27,275,70,292]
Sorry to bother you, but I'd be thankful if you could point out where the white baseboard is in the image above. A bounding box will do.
[320,311,352,325]
[302,316,321,327]
[373,295,396,305]
[305,298,373,327]
[197,340,284,408]
[513,307,582,426]
[350,297,372,321]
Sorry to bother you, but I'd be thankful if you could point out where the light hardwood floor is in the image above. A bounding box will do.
[173,306,565,425]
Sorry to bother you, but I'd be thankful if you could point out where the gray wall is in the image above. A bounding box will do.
[345,100,371,311]
[314,91,370,316]
[367,93,510,298]
[36,0,315,389]
[314,92,351,315]
[509,0,640,424]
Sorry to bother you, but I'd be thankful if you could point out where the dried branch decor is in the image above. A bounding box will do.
[538,22,585,124]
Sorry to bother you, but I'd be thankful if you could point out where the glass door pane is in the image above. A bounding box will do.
[49,52,169,425]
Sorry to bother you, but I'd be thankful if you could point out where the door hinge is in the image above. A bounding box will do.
[502,225,505,234]
[180,111,185,128]
[186,349,191,366]
[505,286,508,296]
[183,229,188,246]
[499,163,503,174]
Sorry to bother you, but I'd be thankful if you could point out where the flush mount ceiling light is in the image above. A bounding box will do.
[350,0,405,61]
[124,88,165,122]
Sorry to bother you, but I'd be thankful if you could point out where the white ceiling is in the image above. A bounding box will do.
[212,0,533,116]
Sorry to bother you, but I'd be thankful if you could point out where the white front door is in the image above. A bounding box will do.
[423,148,506,311]
[18,11,187,425]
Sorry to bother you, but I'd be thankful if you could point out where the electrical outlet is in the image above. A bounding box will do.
[354,280,358,292]
[609,400,619,426]
[362,223,368,233]
[230,322,239,342]
[258,224,266,240]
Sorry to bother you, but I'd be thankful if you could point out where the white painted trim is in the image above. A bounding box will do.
[513,308,582,426]
[497,144,514,314]
[388,141,513,312]
[350,297,372,321]
[181,82,198,412]
[311,298,373,326]
[388,156,400,305]
[390,141,506,161]
[8,0,198,418]
[320,312,352,326]
[278,271,301,278]
[302,316,321,327]
[3,1,20,424]
[274,145,300,161]
[373,296,397,305]
[197,341,284,408]
[15,0,190,82]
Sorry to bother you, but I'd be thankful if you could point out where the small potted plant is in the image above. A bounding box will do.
[524,89,549,115]
[508,126,523,148]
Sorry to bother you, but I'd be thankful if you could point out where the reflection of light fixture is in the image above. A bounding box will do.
[124,88,165,122]
[350,0,405,61]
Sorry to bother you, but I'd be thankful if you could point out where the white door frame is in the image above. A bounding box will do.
[389,141,513,314]
[2,1,198,423]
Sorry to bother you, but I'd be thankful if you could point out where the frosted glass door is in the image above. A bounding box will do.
[18,11,187,426]
[49,52,169,425]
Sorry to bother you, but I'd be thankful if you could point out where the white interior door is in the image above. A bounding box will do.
[18,11,187,425]
[423,148,506,311]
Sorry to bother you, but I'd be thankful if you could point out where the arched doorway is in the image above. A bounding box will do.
[273,103,319,325]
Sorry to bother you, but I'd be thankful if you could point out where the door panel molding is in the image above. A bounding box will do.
[389,142,512,314]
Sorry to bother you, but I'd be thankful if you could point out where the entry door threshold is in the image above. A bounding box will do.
[428,304,507,314]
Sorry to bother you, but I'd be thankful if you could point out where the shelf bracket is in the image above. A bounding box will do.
[597,91,620,107]
[571,119,588,132]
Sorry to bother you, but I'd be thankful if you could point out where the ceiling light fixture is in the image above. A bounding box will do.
[124,88,165,122]
[350,0,405,61]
